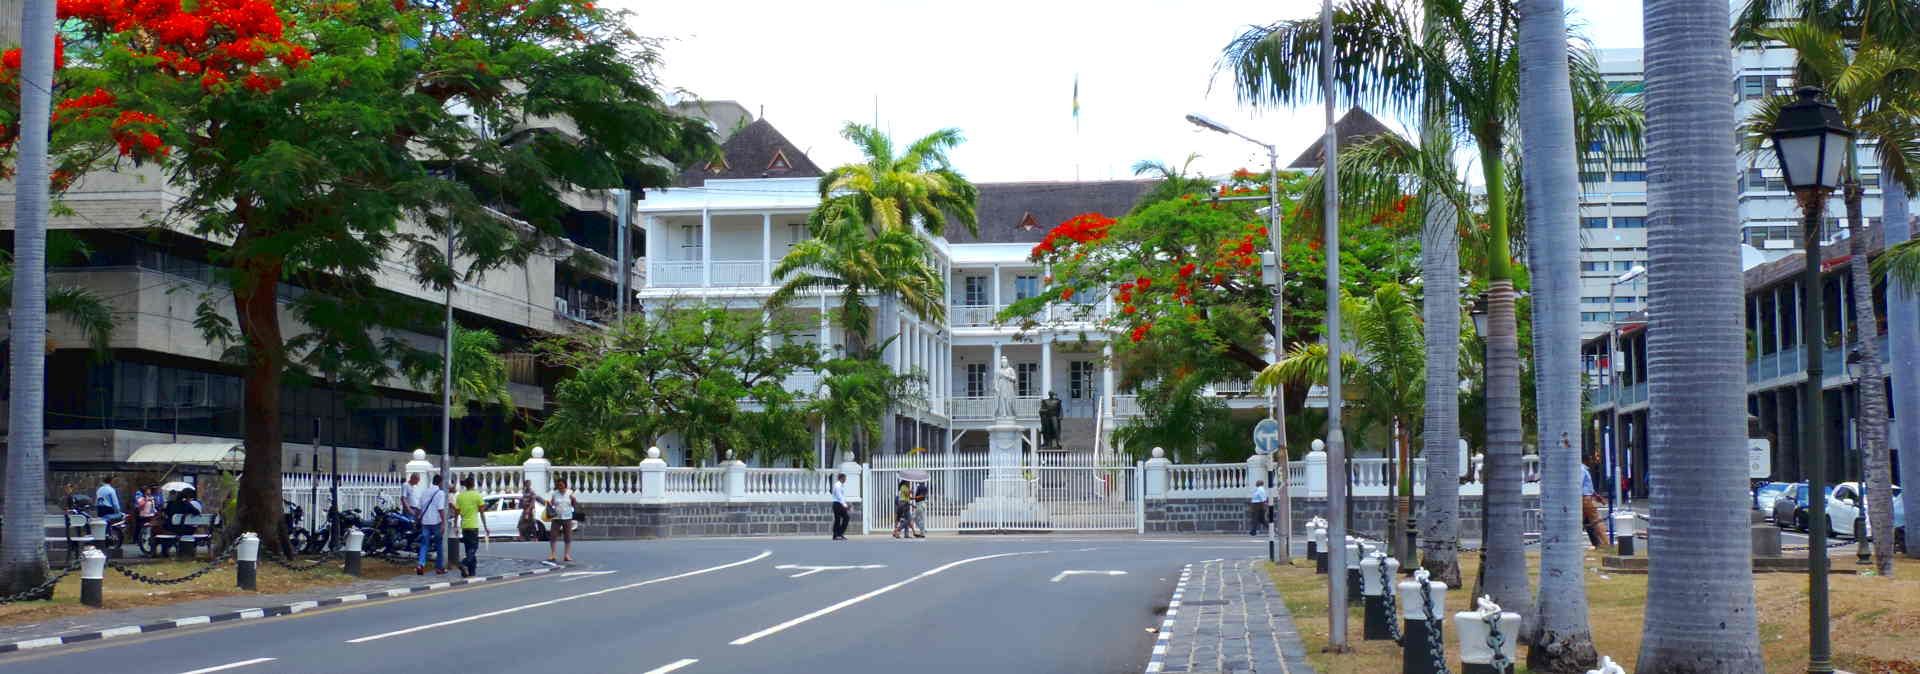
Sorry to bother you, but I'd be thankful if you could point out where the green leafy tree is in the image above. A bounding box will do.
[531,305,821,467]
[770,206,945,356]
[813,350,923,463]
[0,235,116,353]
[40,0,716,555]
[1744,22,1919,576]
[408,326,514,420]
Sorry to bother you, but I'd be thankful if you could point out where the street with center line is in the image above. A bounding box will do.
[0,536,1267,674]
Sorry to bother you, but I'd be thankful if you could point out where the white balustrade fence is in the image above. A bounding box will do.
[1165,463,1247,498]
[459,466,524,496]
[664,467,727,501]
[741,468,839,500]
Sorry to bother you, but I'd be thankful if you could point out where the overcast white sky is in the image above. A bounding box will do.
[613,0,1648,182]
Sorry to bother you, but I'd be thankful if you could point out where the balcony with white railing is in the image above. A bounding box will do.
[948,396,1042,422]
[712,259,767,287]
[952,305,1000,328]
[1110,395,1143,419]
[650,260,705,287]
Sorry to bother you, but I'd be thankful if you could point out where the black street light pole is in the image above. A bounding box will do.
[1771,86,1852,674]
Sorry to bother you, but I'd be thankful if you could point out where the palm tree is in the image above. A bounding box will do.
[1224,0,1540,618]
[441,326,515,418]
[1741,22,1920,575]
[1129,154,1214,210]
[1515,0,1599,665]
[1256,282,1425,469]
[770,205,946,357]
[0,251,117,353]
[1633,0,1765,668]
[808,123,977,456]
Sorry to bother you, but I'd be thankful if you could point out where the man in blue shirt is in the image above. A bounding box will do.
[94,476,124,524]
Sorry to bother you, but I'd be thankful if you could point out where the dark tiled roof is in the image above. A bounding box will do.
[948,180,1155,244]
[1287,107,1399,169]
[1743,223,1886,292]
[677,119,823,187]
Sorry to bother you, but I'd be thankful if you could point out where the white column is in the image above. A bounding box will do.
[761,212,773,285]
[1040,338,1053,398]
[819,294,832,354]
[992,342,1003,381]
[700,208,712,287]
[991,264,1002,308]
[1102,342,1115,415]
[643,215,659,285]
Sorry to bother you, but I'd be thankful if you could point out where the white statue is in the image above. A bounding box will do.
[993,355,1018,418]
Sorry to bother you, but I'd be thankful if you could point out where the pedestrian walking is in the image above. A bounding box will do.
[414,474,449,575]
[910,480,928,538]
[518,479,540,541]
[454,477,490,578]
[546,477,579,563]
[1249,480,1269,536]
[829,473,850,541]
[892,480,912,539]
[1582,456,1608,549]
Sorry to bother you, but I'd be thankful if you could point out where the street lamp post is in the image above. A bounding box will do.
[1771,86,1852,674]
[1606,266,1645,542]
[1185,112,1290,563]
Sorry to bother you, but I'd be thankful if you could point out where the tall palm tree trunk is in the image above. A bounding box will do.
[1477,143,1533,626]
[1842,184,1895,575]
[1635,0,1764,668]
[1516,0,1597,665]
[2,0,56,594]
[1888,177,1920,560]
[1419,193,1463,588]
[877,292,899,456]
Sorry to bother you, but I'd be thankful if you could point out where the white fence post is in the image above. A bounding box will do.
[404,448,434,480]
[524,446,551,496]
[1305,440,1328,498]
[1144,447,1169,499]
[639,447,667,501]
[725,459,747,501]
[838,451,863,500]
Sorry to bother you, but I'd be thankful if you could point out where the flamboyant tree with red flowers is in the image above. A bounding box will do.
[1002,169,1419,460]
[0,0,714,568]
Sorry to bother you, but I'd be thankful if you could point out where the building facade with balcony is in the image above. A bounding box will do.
[1584,225,1909,498]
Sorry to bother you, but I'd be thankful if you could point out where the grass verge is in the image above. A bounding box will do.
[1265,551,1920,673]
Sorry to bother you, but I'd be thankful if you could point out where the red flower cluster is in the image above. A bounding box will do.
[1031,212,1115,257]
[54,87,116,121]
[110,109,167,159]
[1130,322,1153,343]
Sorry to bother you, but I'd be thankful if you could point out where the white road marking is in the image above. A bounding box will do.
[345,550,771,644]
[642,658,699,674]
[557,570,618,583]
[730,551,1048,645]
[1050,569,1129,583]
[774,564,886,577]
[177,658,276,674]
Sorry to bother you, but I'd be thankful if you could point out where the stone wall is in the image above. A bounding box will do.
[575,500,861,540]
[1143,495,1541,539]
[1144,497,1262,534]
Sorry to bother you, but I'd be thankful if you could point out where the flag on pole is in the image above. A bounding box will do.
[1072,74,1080,130]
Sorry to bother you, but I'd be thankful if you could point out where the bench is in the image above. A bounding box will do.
[151,513,221,558]
[43,512,99,559]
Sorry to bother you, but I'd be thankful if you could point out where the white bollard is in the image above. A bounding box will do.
[235,532,260,591]
[1361,552,1401,641]
[80,547,107,607]
[1309,521,1328,573]
[1585,656,1626,674]
[1454,595,1520,674]
[343,528,365,576]
[1612,510,1638,556]
[88,518,108,545]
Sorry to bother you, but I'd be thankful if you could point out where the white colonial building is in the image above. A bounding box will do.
[635,115,1270,465]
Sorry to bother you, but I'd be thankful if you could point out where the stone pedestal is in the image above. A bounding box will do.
[959,420,1051,530]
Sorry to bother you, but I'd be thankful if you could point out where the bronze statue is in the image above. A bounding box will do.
[1038,391,1063,449]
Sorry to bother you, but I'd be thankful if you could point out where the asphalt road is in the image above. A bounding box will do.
[0,535,1275,674]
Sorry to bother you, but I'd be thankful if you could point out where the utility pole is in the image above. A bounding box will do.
[1319,0,1349,650]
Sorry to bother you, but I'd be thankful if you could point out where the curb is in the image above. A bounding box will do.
[0,564,558,655]
[1144,562,1192,674]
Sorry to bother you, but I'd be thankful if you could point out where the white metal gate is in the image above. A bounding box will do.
[866,452,1141,533]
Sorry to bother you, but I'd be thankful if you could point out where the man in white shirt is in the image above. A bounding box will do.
[1249,481,1269,537]
[830,474,849,541]
[414,474,449,575]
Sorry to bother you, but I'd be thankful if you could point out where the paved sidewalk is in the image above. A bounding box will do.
[1147,558,1315,674]
[0,555,549,648]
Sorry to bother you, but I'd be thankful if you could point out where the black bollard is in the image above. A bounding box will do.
[1618,533,1635,557]
[343,529,364,577]
[1402,617,1443,674]
[1361,554,1400,640]
[79,548,106,608]
[1307,539,1318,562]
[236,533,259,591]
[1316,548,1329,574]
[1347,566,1364,604]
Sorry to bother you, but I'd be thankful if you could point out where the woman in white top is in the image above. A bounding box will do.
[546,477,579,563]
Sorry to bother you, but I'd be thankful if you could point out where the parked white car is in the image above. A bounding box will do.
[480,494,548,540]
[1825,482,1905,541]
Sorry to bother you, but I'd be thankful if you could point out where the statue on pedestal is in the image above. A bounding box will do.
[1038,392,1063,449]
[992,356,1018,419]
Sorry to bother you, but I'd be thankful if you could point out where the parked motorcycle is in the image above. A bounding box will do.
[370,496,419,555]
